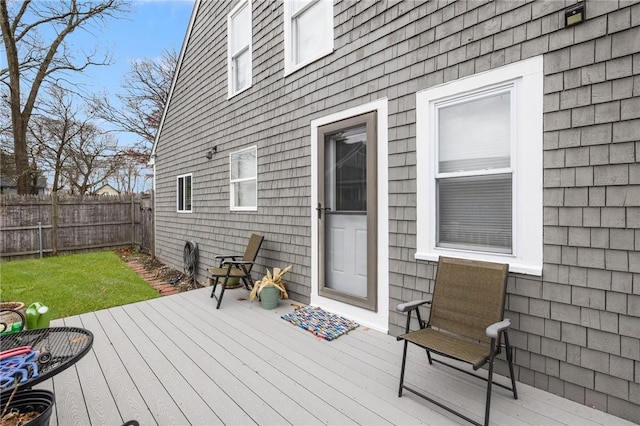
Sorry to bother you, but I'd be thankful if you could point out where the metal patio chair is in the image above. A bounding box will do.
[397,256,517,426]
[208,233,264,309]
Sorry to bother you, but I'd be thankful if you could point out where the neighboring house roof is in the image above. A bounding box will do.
[0,176,15,187]
[149,0,201,165]
[0,175,47,189]
[93,184,120,195]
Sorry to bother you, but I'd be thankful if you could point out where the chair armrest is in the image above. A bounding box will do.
[396,300,431,313]
[486,319,511,339]
[215,255,239,260]
[221,260,254,266]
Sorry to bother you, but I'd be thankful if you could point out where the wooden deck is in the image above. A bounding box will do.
[37,287,635,426]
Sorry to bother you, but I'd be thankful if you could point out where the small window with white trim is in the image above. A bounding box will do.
[283,0,333,75]
[228,0,252,97]
[177,173,192,213]
[416,56,544,275]
[230,146,257,210]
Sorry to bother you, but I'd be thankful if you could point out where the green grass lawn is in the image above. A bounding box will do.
[0,250,160,319]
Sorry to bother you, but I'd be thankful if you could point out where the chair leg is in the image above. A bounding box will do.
[210,277,219,298]
[484,338,497,426]
[398,340,409,397]
[216,266,237,309]
[399,310,415,397]
[426,350,433,365]
[216,280,228,309]
[504,331,518,399]
[241,276,252,290]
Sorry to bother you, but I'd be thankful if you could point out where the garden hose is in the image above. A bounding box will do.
[183,241,198,287]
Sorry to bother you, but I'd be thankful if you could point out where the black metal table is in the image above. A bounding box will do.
[0,327,93,394]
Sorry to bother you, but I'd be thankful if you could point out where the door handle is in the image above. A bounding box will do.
[316,203,331,219]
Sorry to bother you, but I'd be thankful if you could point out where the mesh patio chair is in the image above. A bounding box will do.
[397,256,517,426]
[208,233,264,309]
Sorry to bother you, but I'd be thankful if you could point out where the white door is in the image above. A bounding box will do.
[317,112,377,311]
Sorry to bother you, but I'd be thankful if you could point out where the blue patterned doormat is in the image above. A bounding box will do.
[281,306,359,341]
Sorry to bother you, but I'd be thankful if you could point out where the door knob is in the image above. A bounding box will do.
[316,203,331,219]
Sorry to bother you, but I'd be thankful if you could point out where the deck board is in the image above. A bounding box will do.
[94,308,190,425]
[109,305,220,425]
[179,292,455,425]
[133,300,258,425]
[61,315,123,426]
[35,287,637,426]
[159,296,345,425]
[76,311,158,425]
[140,297,294,425]
[172,293,423,425]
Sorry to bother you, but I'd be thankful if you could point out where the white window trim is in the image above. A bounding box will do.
[227,0,252,98]
[283,0,334,76]
[176,173,193,213]
[230,145,258,211]
[416,56,543,276]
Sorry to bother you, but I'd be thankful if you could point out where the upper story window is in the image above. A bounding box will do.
[228,0,252,97]
[230,146,257,211]
[415,56,544,275]
[283,0,333,75]
[177,173,192,213]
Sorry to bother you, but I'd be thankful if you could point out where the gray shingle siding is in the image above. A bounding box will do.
[154,0,640,421]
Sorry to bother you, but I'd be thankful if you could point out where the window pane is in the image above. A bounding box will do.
[231,149,256,180]
[178,177,184,211]
[325,126,367,211]
[185,175,192,211]
[233,48,250,91]
[437,174,512,252]
[231,3,250,53]
[294,1,327,65]
[233,180,256,207]
[438,92,510,173]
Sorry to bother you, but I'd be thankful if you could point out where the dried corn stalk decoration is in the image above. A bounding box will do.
[249,265,293,301]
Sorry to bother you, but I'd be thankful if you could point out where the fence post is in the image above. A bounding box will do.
[38,222,43,258]
[131,192,135,248]
[51,192,58,255]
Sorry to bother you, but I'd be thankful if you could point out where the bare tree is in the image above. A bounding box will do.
[0,0,128,194]
[0,89,12,152]
[29,83,119,194]
[64,129,121,194]
[91,48,178,152]
[112,152,141,193]
[29,83,86,191]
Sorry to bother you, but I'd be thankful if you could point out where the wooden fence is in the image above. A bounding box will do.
[0,193,154,260]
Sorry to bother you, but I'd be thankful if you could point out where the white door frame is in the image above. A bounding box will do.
[310,98,389,333]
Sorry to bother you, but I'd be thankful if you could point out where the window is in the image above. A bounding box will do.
[283,0,333,75]
[437,89,513,253]
[228,0,252,97]
[230,146,257,210]
[416,56,543,275]
[177,173,192,213]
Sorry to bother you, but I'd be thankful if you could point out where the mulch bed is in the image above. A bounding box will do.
[116,248,198,295]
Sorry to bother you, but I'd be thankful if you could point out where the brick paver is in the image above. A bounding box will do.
[126,260,180,296]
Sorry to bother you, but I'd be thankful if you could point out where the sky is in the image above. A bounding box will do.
[0,1,193,191]
[76,0,194,96]
[75,0,195,147]
[15,0,195,191]
[0,0,194,142]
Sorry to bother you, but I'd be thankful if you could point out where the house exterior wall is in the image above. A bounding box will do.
[153,0,640,421]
